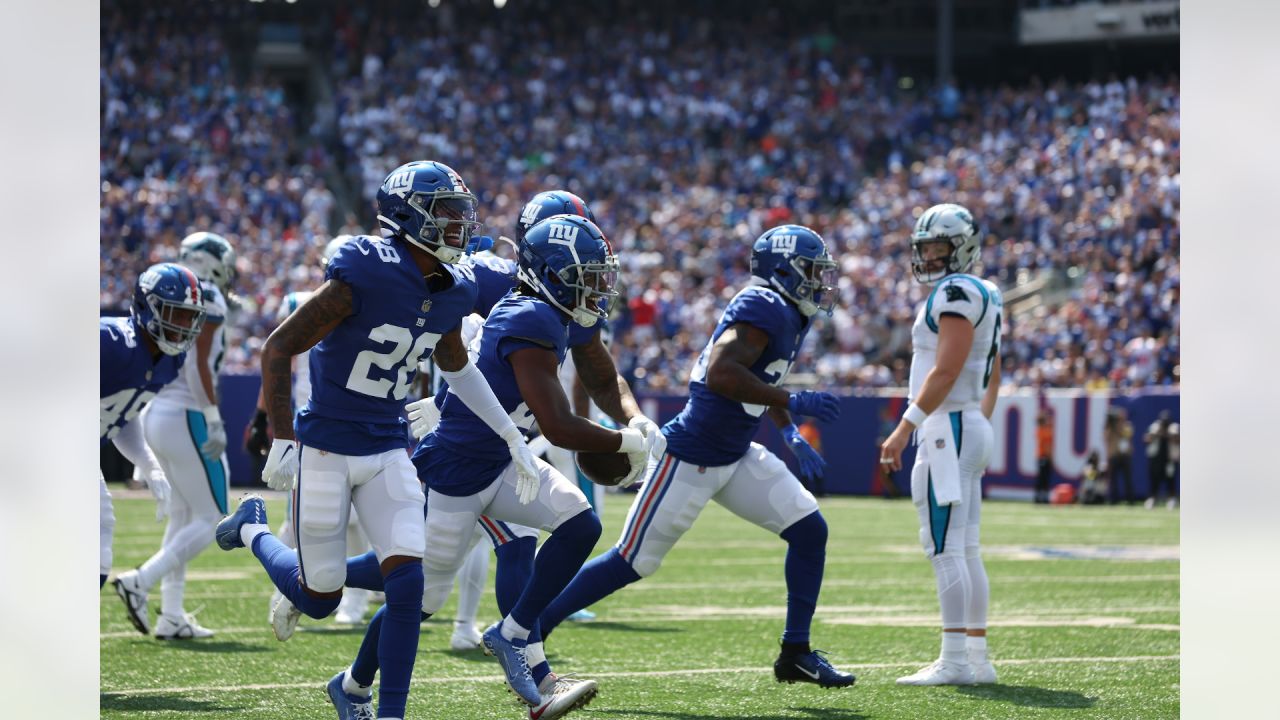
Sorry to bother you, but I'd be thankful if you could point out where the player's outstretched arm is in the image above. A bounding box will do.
[260,279,352,441]
[571,330,642,426]
[186,317,227,457]
[511,345,645,454]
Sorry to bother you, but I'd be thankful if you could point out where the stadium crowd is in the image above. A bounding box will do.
[100,2,1179,394]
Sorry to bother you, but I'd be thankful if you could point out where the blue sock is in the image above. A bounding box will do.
[344,551,385,592]
[494,537,536,617]
[508,510,601,631]
[350,604,385,687]
[538,546,640,641]
[100,573,107,589]
[376,561,424,719]
[779,511,827,645]
[251,533,340,620]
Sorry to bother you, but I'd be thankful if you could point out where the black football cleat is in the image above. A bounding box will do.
[774,649,856,688]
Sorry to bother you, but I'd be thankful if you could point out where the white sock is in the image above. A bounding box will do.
[342,667,373,698]
[967,635,988,661]
[524,642,547,669]
[941,632,967,664]
[240,524,269,549]
[501,616,531,642]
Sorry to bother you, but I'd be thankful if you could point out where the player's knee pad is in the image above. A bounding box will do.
[298,471,347,536]
[303,564,347,596]
[423,509,475,573]
[629,550,662,578]
[965,543,981,560]
[929,550,968,592]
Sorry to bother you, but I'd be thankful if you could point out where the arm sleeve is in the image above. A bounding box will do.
[111,416,163,479]
[440,360,520,443]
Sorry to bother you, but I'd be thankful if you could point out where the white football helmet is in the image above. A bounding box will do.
[179,232,238,292]
[910,203,981,283]
[321,235,354,268]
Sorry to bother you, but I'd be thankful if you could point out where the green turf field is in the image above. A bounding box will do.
[100,493,1179,719]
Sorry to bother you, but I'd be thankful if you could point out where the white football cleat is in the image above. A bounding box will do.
[527,673,598,720]
[450,621,483,651]
[334,588,370,625]
[896,659,977,686]
[154,613,215,640]
[268,589,283,626]
[271,592,302,642]
[970,657,997,684]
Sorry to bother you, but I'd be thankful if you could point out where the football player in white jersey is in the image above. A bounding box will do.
[111,233,236,639]
[879,203,1003,686]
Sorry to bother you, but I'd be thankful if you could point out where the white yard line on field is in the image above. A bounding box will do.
[100,654,1180,696]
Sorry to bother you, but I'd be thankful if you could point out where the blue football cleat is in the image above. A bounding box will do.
[566,608,597,623]
[215,494,268,551]
[774,648,856,688]
[481,622,541,707]
[325,672,375,720]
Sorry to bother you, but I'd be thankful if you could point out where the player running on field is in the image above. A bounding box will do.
[537,224,857,689]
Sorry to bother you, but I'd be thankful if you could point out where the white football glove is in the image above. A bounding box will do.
[501,427,541,505]
[617,427,652,487]
[201,406,228,458]
[262,439,300,491]
[405,397,442,441]
[628,414,667,459]
[136,466,171,522]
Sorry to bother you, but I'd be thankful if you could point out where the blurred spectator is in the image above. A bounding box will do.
[1104,407,1136,505]
[1035,409,1054,504]
[1143,410,1179,509]
[1079,451,1107,505]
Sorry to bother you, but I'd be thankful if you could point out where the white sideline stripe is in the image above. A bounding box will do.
[100,654,1179,696]
[102,608,1180,638]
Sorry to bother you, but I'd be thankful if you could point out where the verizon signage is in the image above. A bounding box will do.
[1019,1,1178,45]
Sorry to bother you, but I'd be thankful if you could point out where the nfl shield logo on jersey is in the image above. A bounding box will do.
[421,299,432,313]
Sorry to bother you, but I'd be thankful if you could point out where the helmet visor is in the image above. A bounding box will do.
[409,191,481,252]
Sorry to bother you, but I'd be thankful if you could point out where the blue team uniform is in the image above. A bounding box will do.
[663,285,812,466]
[414,293,569,495]
[296,235,477,455]
[100,316,185,443]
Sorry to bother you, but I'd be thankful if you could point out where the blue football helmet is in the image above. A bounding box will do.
[910,203,981,283]
[179,232,237,293]
[132,263,207,356]
[375,161,480,264]
[750,225,838,317]
[518,214,619,328]
[516,191,597,243]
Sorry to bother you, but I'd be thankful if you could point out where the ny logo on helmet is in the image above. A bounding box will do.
[771,234,797,254]
[382,169,415,199]
[547,222,580,245]
[520,202,541,228]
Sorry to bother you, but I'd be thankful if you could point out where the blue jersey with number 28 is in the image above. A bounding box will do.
[100,316,185,444]
[297,235,477,455]
[415,293,569,495]
[662,285,811,467]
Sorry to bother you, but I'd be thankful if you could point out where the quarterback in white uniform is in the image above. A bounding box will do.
[111,233,236,639]
[880,203,1003,686]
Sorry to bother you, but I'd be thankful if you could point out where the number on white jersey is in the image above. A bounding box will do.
[100,389,156,439]
[346,324,441,401]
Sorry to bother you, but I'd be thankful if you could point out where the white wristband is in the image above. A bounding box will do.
[203,405,223,424]
[618,428,646,454]
[903,403,928,428]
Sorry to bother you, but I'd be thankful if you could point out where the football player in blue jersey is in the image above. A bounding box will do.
[257,192,653,719]
[537,224,858,689]
[112,233,238,640]
[101,263,207,588]
[215,161,539,720]
[410,213,659,708]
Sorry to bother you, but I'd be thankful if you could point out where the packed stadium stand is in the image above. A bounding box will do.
[100,0,1178,393]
